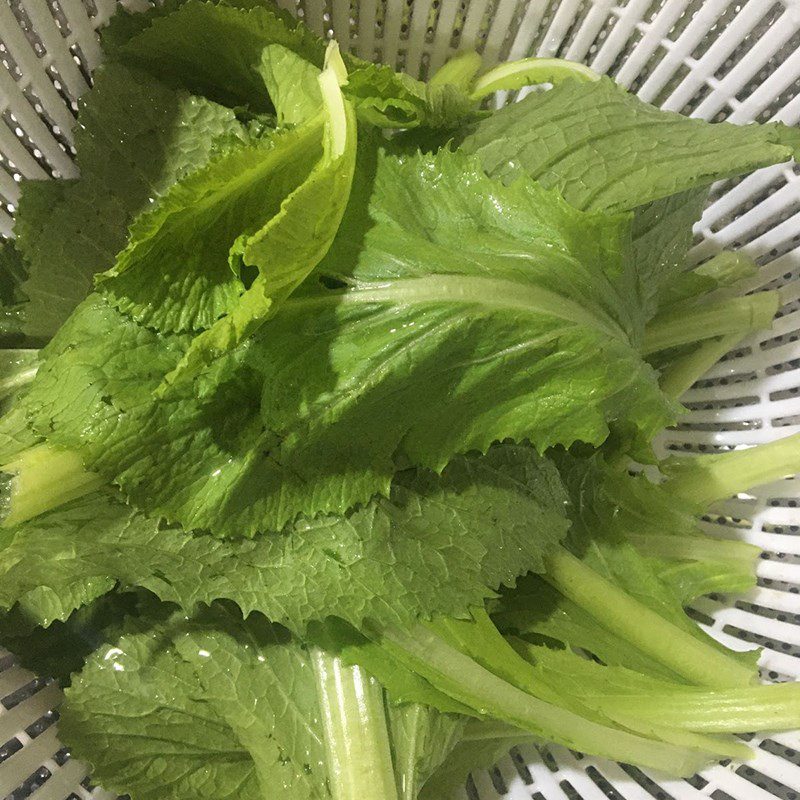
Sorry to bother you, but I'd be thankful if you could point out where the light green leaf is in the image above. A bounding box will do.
[0,404,41,463]
[343,60,477,128]
[461,76,800,213]
[111,0,325,111]
[0,445,569,632]
[98,0,186,55]
[60,607,329,800]
[97,119,320,333]
[25,148,673,532]
[159,49,358,382]
[461,78,799,312]
[259,44,323,125]
[100,44,356,341]
[632,189,708,318]
[0,491,159,625]
[15,63,247,340]
[111,0,477,129]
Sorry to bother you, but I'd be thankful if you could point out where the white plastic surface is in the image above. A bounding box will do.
[1,1,800,799]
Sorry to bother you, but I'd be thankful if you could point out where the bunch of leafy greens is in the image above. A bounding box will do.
[2,1,800,798]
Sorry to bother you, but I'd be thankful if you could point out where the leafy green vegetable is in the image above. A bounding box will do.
[15,63,247,340]
[259,44,324,126]
[460,77,800,312]
[387,703,466,800]
[546,452,760,679]
[61,607,331,800]
[342,60,477,128]
[657,250,760,311]
[64,604,461,800]
[2,9,798,796]
[312,646,399,800]
[21,147,674,533]
[461,77,800,213]
[643,291,779,355]
[663,430,800,511]
[108,0,477,129]
[470,56,598,99]
[429,51,482,92]
[507,639,786,745]
[0,445,569,632]
[494,576,683,679]
[109,0,325,111]
[658,332,745,401]
[159,46,358,383]
[631,189,708,318]
[371,623,712,774]
[0,490,157,625]
[1,445,104,530]
[0,403,40,464]
[539,548,755,688]
[99,42,355,348]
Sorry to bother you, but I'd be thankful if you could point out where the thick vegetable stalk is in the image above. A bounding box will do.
[1,444,104,527]
[643,291,779,355]
[379,623,712,775]
[594,682,800,733]
[625,529,757,565]
[659,333,744,400]
[428,610,748,759]
[663,430,800,510]
[312,649,399,800]
[507,637,800,741]
[541,548,754,689]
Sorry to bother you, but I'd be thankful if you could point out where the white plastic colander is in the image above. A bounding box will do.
[2,0,800,798]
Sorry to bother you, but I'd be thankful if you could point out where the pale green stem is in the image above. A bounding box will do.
[1,445,104,527]
[471,57,599,99]
[460,719,533,742]
[431,612,748,760]
[659,333,744,401]
[311,648,399,800]
[643,292,779,355]
[694,251,757,285]
[664,431,800,510]
[542,549,754,689]
[382,625,711,775]
[625,532,759,565]
[430,50,482,89]
[595,682,800,733]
